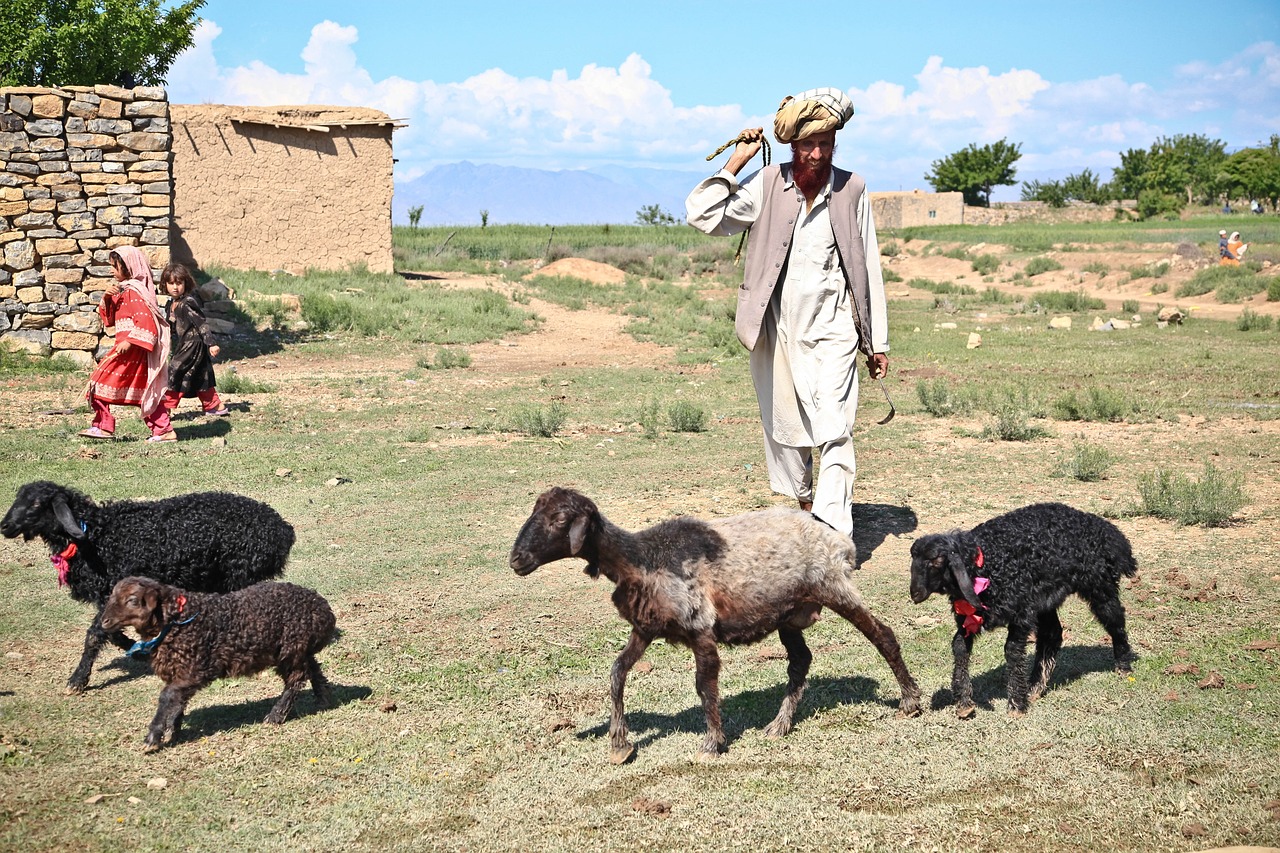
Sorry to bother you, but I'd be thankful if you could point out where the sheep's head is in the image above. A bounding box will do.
[102,576,171,638]
[909,532,982,608]
[509,487,600,577]
[1,481,90,543]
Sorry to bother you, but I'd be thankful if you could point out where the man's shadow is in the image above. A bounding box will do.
[851,502,918,568]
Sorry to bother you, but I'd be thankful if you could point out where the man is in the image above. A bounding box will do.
[685,87,889,538]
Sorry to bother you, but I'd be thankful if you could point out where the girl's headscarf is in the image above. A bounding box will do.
[112,245,171,415]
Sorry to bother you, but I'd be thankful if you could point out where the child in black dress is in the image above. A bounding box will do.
[160,263,228,417]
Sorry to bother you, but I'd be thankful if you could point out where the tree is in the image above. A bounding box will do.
[1222,136,1280,207]
[635,204,676,226]
[1020,179,1067,207]
[924,138,1022,207]
[407,205,423,229]
[1110,147,1151,200]
[0,0,205,88]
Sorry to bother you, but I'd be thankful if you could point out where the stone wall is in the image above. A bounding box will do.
[1,85,171,364]
[962,200,1137,226]
[871,190,964,228]
[169,105,398,275]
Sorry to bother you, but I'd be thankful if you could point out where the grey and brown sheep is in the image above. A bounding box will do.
[1,480,295,693]
[509,487,921,763]
[101,576,336,751]
[909,502,1138,717]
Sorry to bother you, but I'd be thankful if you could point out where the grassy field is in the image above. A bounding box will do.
[1,221,1278,852]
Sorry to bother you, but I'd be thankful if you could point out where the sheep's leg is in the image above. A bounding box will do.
[838,604,922,717]
[1029,610,1063,702]
[145,683,197,751]
[266,664,309,724]
[308,658,334,708]
[691,632,725,760]
[951,629,976,718]
[1004,624,1032,717]
[67,609,112,695]
[1085,594,1136,672]
[608,630,650,765]
[763,628,812,738]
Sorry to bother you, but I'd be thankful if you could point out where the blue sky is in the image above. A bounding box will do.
[167,0,1280,198]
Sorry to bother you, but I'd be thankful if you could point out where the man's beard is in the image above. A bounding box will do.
[792,154,832,197]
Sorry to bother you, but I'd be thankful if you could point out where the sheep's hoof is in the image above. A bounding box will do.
[1007,707,1027,719]
[142,739,161,753]
[762,721,790,739]
[694,749,721,763]
[65,681,87,696]
[897,696,923,718]
[955,704,976,719]
[608,745,635,765]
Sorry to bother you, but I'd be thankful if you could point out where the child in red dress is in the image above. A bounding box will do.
[79,246,176,442]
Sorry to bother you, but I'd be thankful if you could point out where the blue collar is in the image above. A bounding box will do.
[126,613,198,659]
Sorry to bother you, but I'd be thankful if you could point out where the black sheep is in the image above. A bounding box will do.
[1,480,295,693]
[908,502,1137,717]
[101,576,336,750]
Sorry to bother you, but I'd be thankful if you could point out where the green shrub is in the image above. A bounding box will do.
[1024,256,1064,277]
[423,347,472,369]
[971,254,1000,275]
[1053,443,1116,482]
[979,287,1013,304]
[513,403,567,437]
[942,247,969,261]
[880,241,900,257]
[1150,281,1169,294]
[1236,308,1274,331]
[0,347,81,377]
[916,377,973,417]
[882,267,903,283]
[667,400,707,432]
[218,369,274,394]
[1031,290,1106,312]
[1053,386,1129,422]
[910,277,975,295]
[1125,261,1170,281]
[1083,262,1110,277]
[1134,463,1248,526]
[1175,265,1266,300]
[980,404,1049,442]
[638,398,661,438]
[1122,299,1140,315]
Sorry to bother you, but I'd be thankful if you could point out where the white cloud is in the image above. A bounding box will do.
[166,23,1279,195]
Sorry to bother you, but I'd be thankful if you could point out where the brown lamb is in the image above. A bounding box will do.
[101,576,336,751]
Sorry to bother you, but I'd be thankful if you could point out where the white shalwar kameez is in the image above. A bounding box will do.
[686,167,889,536]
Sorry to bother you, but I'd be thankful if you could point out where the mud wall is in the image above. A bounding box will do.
[169,105,395,274]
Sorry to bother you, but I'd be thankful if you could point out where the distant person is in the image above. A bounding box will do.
[1252,199,1264,215]
[1228,231,1248,261]
[1219,229,1230,261]
[685,87,889,539]
[1222,200,1232,214]
[160,263,229,419]
[80,246,175,442]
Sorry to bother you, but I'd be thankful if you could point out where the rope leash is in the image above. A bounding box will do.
[706,135,771,265]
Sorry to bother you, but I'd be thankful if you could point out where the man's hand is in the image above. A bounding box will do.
[868,353,888,380]
[724,127,765,176]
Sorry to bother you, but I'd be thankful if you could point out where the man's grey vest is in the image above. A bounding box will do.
[735,163,874,355]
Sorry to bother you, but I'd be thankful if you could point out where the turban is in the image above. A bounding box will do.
[773,87,855,144]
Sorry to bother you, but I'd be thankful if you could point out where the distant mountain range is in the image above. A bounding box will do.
[392,161,710,227]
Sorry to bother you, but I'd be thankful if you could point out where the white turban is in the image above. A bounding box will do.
[773,87,855,143]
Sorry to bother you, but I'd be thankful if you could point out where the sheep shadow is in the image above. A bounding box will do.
[160,682,373,744]
[575,674,897,755]
[851,502,918,569]
[87,654,153,691]
[927,643,1127,712]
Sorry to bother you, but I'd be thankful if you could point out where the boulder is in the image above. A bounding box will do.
[1048,316,1072,330]
[1157,306,1184,324]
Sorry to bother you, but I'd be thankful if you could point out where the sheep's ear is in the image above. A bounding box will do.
[949,552,982,608]
[52,496,84,540]
[567,514,590,555]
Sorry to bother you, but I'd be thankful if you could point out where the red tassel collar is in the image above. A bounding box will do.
[51,543,78,587]
[953,548,989,636]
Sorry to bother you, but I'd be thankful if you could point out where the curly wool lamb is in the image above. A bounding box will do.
[101,576,336,751]
[908,502,1137,718]
[1,480,295,693]
[510,487,921,764]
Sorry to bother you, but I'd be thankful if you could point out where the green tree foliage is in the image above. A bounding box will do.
[0,0,205,88]
[1111,147,1151,200]
[1222,135,1280,207]
[635,204,677,226]
[1111,134,1228,210]
[925,138,1022,207]
[1021,168,1111,207]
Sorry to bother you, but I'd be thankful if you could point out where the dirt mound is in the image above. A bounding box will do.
[529,258,627,285]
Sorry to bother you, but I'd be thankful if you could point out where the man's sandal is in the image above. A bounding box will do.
[77,427,114,440]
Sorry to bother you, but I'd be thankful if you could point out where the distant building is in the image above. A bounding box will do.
[169,104,405,274]
[869,190,964,228]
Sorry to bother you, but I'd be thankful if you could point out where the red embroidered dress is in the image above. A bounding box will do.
[88,286,161,405]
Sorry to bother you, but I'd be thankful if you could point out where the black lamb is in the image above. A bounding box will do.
[1,480,296,693]
[908,502,1137,718]
[101,576,336,751]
